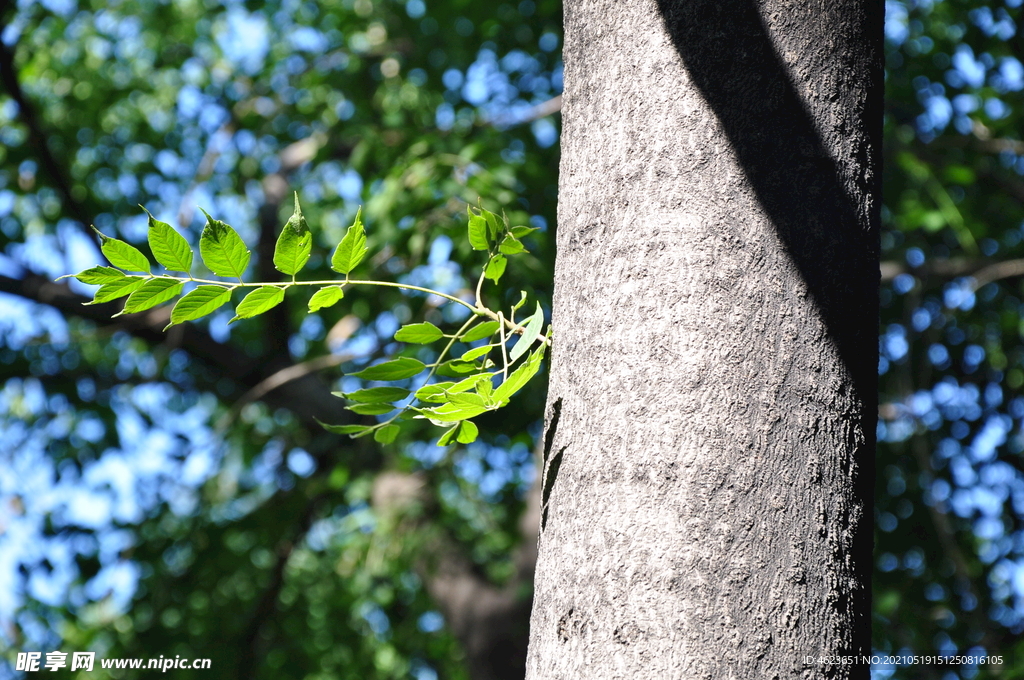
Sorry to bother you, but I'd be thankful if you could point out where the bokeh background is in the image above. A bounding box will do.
[0,0,1022,678]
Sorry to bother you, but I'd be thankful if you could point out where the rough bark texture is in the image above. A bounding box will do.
[526,1,881,678]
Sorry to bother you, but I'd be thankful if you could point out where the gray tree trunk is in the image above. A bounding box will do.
[526,1,881,678]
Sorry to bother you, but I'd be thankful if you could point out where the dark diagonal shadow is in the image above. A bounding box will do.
[655,0,882,398]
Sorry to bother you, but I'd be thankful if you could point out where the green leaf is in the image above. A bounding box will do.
[351,357,426,380]
[346,402,395,415]
[308,286,345,312]
[461,345,492,361]
[314,418,374,437]
[88,276,147,304]
[437,424,460,446]
[95,229,151,273]
[339,387,410,403]
[449,373,495,394]
[169,285,232,326]
[394,322,443,344]
[414,382,457,403]
[484,254,507,283]
[145,209,193,272]
[117,278,183,316]
[481,208,502,242]
[331,207,368,274]
[232,286,285,322]
[199,209,250,279]
[456,420,479,444]
[493,343,546,405]
[468,207,489,251]
[477,375,494,402]
[374,425,400,444]
[510,302,544,362]
[66,266,126,285]
[462,320,500,342]
[498,235,526,255]
[510,226,539,239]
[449,392,486,408]
[512,290,529,313]
[437,359,482,376]
[274,193,312,276]
[415,402,490,423]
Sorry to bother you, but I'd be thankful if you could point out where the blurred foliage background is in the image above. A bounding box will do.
[0,0,1024,678]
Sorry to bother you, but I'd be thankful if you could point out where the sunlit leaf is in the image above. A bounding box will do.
[331,207,368,274]
[374,425,400,444]
[116,278,183,316]
[95,229,151,273]
[493,343,546,405]
[199,209,250,279]
[169,285,232,326]
[231,286,285,322]
[347,402,395,415]
[498,235,525,255]
[340,387,410,403]
[87,276,147,304]
[468,207,489,250]
[314,419,374,437]
[395,321,443,344]
[462,320,500,342]
[145,209,193,272]
[510,302,544,362]
[63,266,126,285]
[484,254,506,283]
[351,357,426,380]
[308,285,345,312]
[274,192,312,276]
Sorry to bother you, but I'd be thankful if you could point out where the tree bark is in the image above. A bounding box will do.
[527,1,881,678]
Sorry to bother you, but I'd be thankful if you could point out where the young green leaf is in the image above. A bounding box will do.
[481,208,502,242]
[476,375,494,402]
[468,207,489,251]
[273,192,312,276]
[346,402,395,415]
[448,372,495,394]
[493,343,546,404]
[456,420,479,444]
[169,285,232,326]
[308,285,344,312]
[512,290,529,313]
[145,209,193,272]
[339,387,410,403]
[414,382,457,403]
[199,209,250,279]
[437,359,483,376]
[314,418,374,437]
[509,302,544,362]
[95,229,151,273]
[116,278,183,316]
[498,235,526,255]
[232,286,285,322]
[415,402,490,423]
[449,392,486,408]
[461,320,500,342]
[437,424,460,446]
[351,357,426,381]
[460,345,492,361]
[88,276,147,304]
[64,266,126,285]
[510,226,539,239]
[394,321,443,344]
[484,254,506,283]
[331,207,368,274]
[374,424,400,444]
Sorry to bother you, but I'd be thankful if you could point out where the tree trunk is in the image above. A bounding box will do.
[527,0,881,678]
